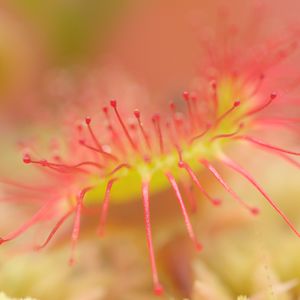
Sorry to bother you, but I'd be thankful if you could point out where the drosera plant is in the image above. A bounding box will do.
[1,4,300,297]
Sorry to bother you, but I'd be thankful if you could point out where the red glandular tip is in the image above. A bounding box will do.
[23,154,31,164]
[234,100,241,107]
[110,99,117,108]
[169,101,176,112]
[102,106,108,114]
[85,117,91,125]
[270,92,277,100]
[211,80,217,90]
[133,109,140,119]
[152,113,160,122]
[154,285,164,296]
[182,91,190,101]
